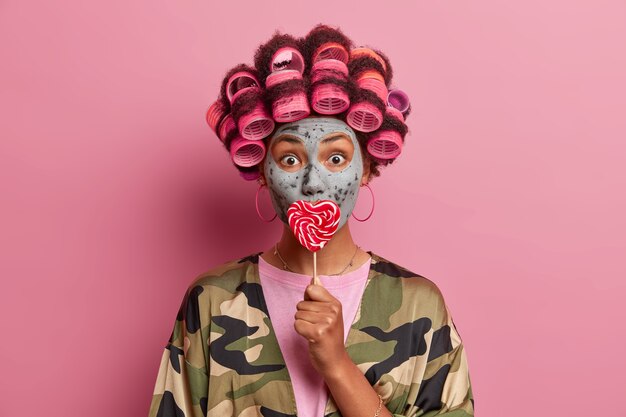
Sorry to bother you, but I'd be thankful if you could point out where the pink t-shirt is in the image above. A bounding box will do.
[258,255,371,417]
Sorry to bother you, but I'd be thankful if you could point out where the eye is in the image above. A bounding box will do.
[328,154,346,166]
[280,154,301,166]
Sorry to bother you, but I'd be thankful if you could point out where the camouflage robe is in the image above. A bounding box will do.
[149,252,475,417]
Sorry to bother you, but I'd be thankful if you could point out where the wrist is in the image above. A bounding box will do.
[320,351,355,381]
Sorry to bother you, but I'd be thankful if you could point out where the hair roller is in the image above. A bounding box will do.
[386,106,405,122]
[313,42,349,64]
[309,60,351,114]
[271,47,305,74]
[302,24,353,74]
[253,32,304,84]
[310,79,351,115]
[350,48,393,86]
[224,127,263,177]
[387,89,410,113]
[348,55,386,84]
[229,136,266,167]
[217,114,237,143]
[226,69,261,104]
[347,51,389,112]
[357,70,388,102]
[350,48,387,74]
[367,130,403,160]
[346,88,386,132]
[347,101,383,132]
[265,71,310,122]
[364,112,408,160]
[373,48,393,87]
[311,59,349,82]
[220,64,257,103]
[206,100,227,136]
[230,88,275,140]
[220,64,249,103]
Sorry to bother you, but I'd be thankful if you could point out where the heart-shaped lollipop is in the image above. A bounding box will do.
[287,200,341,252]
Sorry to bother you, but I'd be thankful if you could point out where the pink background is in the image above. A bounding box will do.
[1,1,625,416]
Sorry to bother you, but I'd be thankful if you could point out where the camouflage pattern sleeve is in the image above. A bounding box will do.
[336,255,475,417]
[149,284,209,417]
[411,286,474,417]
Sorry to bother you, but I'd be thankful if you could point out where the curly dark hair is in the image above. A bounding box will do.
[208,24,410,182]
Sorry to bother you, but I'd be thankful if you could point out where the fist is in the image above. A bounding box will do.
[294,284,350,376]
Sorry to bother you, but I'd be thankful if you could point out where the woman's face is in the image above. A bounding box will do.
[262,117,368,228]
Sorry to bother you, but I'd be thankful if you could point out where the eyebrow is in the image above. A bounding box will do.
[320,133,351,144]
[273,134,305,145]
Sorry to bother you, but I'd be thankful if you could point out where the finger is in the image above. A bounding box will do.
[295,310,333,325]
[305,284,336,303]
[294,319,321,343]
[296,300,332,312]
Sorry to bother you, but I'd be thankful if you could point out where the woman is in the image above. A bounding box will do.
[149,25,474,417]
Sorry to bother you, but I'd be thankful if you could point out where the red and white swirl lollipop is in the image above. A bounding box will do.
[287,200,341,284]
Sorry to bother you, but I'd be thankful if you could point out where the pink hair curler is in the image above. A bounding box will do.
[310,59,349,83]
[240,168,261,181]
[206,100,227,134]
[366,130,403,160]
[311,83,350,114]
[272,93,310,122]
[350,47,387,74]
[226,71,261,104]
[230,136,266,167]
[346,101,383,132]
[310,60,350,114]
[266,69,302,86]
[271,47,305,74]
[387,89,410,113]
[237,100,275,140]
[217,114,236,143]
[357,77,388,103]
[385,106,405,122]
[357,69,384,82]
[312,42,350,64]
[265,70,310,122]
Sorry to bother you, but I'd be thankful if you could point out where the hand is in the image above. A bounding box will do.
[294,284,351,377]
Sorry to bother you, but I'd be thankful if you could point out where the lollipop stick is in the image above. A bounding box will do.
[312,251,321,286]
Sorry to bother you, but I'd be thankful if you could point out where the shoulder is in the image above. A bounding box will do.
[187,252,261,290]
[175,252,262,312]
[168,252,264,336]
[370,252,446,300]
[368,252,449,325]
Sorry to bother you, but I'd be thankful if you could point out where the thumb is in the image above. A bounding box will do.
[304,286,312,301]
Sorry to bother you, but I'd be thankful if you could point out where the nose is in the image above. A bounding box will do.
[301,165,326,197]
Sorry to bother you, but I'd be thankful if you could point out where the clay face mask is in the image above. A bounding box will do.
[263,117,364,229]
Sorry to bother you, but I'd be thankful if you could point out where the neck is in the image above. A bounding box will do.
[269,222,364,276]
